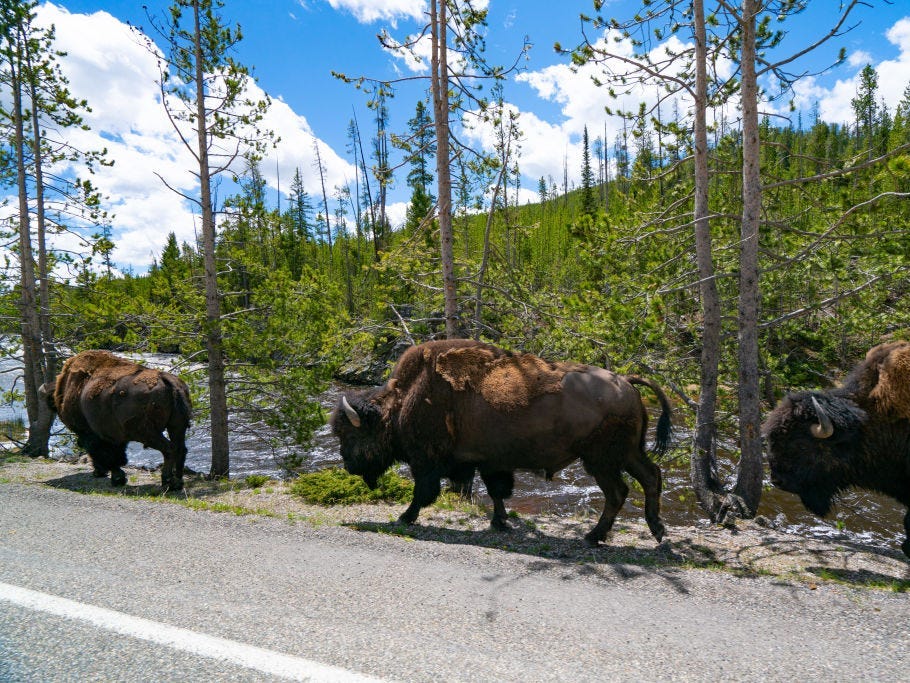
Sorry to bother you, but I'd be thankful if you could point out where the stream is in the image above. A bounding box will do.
[1,351,904,554]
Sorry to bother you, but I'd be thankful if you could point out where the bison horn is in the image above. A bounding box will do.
[341,395,361,428]
[810,396,834,439]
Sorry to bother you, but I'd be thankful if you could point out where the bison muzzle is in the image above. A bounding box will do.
[331,340,672,546]
[42,350,192,490]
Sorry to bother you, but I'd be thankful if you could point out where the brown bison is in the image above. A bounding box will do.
[331,339,672,546]
[40,350,192,490]
[763,340,910,558]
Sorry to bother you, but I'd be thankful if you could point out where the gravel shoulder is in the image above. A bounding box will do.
[2,454,908,592]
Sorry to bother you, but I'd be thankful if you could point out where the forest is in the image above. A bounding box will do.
[2,0,908,526]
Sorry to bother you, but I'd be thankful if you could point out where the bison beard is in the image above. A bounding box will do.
[41,350,192,490]
[763,340,910,558]
[331,340,673,546]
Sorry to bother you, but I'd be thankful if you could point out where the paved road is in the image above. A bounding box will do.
[1,483,907,682]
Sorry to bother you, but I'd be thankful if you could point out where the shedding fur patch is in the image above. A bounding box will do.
[435,346,584,411]
[867,341,910,419]
[57,350,161,405]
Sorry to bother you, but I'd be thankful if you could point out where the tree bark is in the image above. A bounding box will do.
[10,40,52,457]
[192,0,230,478]
[690,0,724,516]
[430,0,459,339]
[733,0,764,516]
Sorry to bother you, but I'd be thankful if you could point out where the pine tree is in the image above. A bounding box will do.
[580,125,597,216]
[142,0,274,478]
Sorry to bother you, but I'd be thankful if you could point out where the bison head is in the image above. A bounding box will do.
[330,387,398,489]
[763,391,867,516]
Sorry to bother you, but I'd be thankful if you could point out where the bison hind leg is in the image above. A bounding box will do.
[584,471,629,546]
[902,511,910,559]
[479,469,515,531]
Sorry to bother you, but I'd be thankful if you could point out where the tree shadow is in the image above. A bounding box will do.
[342,519,753,594]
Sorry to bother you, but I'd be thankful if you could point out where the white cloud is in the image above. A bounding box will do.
[21,3,354,270]
[791,18,910,125]
[326,0,425,25]
[848,50,873,67]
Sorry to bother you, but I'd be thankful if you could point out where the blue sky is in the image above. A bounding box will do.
[20,1,910,269]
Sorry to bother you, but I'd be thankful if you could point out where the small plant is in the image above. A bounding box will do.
[244,474,271,489]
[289,468,414,505]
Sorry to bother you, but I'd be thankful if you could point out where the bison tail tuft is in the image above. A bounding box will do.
[626,375,674,458]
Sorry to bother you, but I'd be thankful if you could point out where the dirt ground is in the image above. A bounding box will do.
[2,454,908,591]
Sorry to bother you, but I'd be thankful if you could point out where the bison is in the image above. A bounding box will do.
[331,339,672,546]
[40,350,192,490]
[763,340,910,558]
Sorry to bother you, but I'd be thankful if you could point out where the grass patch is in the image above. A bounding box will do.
[289,468,414,505]
[432,491,485,516]
[0,450,30,465]
[810,567,910,592]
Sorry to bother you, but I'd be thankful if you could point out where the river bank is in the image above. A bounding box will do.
[2,453,907,592]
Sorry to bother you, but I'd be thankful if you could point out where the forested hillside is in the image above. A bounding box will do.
[2,1,908,522]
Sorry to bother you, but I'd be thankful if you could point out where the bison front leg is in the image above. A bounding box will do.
[902,509,910,559]
[398,469,442,525]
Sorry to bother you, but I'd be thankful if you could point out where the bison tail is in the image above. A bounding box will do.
[626,376,673,457]
[162,374,193,426]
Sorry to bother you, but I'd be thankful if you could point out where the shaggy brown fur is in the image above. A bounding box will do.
[866,341,910,419]
[332,339,673,546]
[47,350,192,490]
[435,345,586,411]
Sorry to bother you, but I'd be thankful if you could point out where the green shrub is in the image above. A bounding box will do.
[289,468,413,505]
[244,474,271,489]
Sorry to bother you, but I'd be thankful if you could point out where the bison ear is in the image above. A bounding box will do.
[340,395,361,428]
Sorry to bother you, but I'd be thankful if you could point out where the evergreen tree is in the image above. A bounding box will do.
[851,64,879,159]
[142,0,274,478]
[580,125,597,216]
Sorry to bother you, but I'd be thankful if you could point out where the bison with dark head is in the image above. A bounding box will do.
[763,340,910,558]
[40,350,192,490]
[331,339,672,546]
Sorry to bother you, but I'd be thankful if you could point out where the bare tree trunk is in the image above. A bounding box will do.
[690,0,725,516]
[733,0,764,516]
[313,139,334,260]
[474,162,508,337]
[25,45,56,389]
[193,0,230,478]
[430,0,459,339]
[10,47,51,457]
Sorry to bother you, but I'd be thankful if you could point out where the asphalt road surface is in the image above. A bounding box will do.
[1,483,908,682]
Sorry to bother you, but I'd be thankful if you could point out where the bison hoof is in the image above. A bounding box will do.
[92,468,108,478]
[650,522,666,543]
[110,470,127,487]
[490,517,512,532]
[397,512,418,526]
[902,539,910,559]
[583,534,602,548]
[162,476,184,492]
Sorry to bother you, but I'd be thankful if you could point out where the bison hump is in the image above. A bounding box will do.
[867,341,910,419]
[435,346,584,411]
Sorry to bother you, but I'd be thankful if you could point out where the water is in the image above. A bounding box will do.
[1,351,904,554]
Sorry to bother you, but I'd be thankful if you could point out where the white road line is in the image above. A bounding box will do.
[0,580,386,683]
